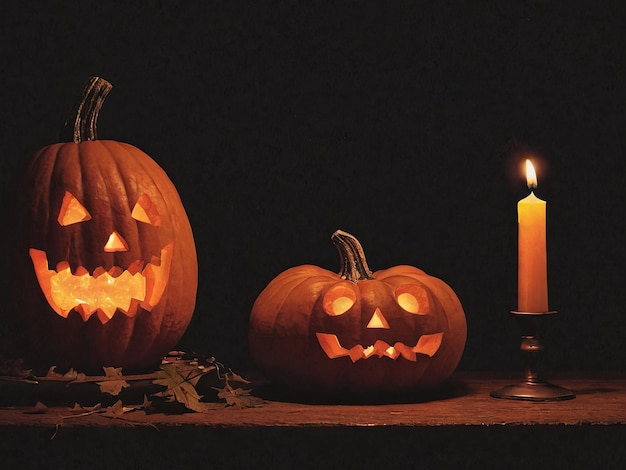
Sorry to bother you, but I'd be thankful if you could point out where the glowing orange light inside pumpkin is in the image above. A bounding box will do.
[315,332,444,362]
[366,307,390,329]
[323,285,356,316]
[395,284,429,314]
[57,191,91,226]
[104,231,129,252]
[29,243,173,324]
[131,193,161,226]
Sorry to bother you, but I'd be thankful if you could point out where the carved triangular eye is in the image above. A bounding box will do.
[131,193,160,226]
[58,191,92,226]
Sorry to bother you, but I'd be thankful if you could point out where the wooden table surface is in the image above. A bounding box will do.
[2,372,625,469]
[1,371,625,428]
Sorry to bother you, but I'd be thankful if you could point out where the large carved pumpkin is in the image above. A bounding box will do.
[249,230,466,396]
[15,77,198,372]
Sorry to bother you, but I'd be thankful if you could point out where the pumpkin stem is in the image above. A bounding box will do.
[331,230,375,282]
[60,77,113,143]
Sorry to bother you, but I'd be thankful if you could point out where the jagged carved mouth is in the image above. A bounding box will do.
[316,332,443,362]
[29,243,173,324]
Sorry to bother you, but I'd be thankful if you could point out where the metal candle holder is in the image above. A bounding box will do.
[490,310,575,401]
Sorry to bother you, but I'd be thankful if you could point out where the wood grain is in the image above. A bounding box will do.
[1,372,625,428]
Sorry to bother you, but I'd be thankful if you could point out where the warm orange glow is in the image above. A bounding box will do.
[131,193,161,226]
[518,161,548,313]
[323,285,356,316]
[57,191,91,226]
[29,243,173,323]
[525,159,537,190]
[315,332,444,362]
[104,231,129,252]
[395,284,429,314]
[366,307,390,329]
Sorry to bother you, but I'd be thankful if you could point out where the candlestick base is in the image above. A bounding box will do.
[490,381,575,401]
[490,311,575,402]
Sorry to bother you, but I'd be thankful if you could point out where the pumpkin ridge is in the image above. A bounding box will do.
[99,141,172,347]
[15,77,198,372]
[56,144,87,270]
[105,142,198,347]
[275,274,347,334]
[249,230,467,396]
[270,274,328,332]
[27,144,60,243]
[100,140,153,263]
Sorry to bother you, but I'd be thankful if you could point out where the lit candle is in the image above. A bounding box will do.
[517,159,548,313]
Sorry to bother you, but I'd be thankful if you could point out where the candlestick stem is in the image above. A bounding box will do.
[490,311,575,401]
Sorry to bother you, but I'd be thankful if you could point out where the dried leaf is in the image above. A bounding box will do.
[71,403,102,412]
[45,366,86,381]
[24,401,48,414]
[97,379,130,396]
[100,400,137,418]
[140,394,152,410]
[225,370,251,385]
[0,357,32,378]
[46,366,60,377]
[214,384,265,408]
[153,363,209,412]
[102,367,124,377]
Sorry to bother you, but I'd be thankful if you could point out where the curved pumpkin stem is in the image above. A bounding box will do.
[60,76,113,143]
[331,230,375,282]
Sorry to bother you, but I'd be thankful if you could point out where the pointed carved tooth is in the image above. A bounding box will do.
[98,305,117,323]
[75,304,94,322]
[125,299,141,317]
[108,266,123,277]
[56,261,70,273]
[362,345,375,358]
[372,340,392,357]
[394,342,417,362]
[127,259,144,275]
[92,267,106,278]
[348,345,365,363]
[383,345,399,359]
[74,266,89,276]
[31,244,169,323]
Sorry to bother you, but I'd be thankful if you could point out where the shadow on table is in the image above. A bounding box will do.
[252,377,470,405]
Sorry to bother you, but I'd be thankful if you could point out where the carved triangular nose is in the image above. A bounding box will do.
[366,307,390,329]
[104,231,129,252]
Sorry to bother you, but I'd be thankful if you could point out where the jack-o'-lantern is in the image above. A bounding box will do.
[14,77,198,372]
[249,230,466,396]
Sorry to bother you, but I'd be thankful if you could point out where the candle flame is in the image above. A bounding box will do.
[525,159,537,190]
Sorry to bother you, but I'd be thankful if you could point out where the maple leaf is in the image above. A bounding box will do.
[213,383,265,408]
[97,367,130,396]
[153,363,211,412]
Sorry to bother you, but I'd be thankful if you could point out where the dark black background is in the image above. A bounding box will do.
[1,1,625,375]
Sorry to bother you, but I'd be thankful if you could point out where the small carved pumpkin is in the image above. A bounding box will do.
[15,77,198,372]
[249,230,466,395]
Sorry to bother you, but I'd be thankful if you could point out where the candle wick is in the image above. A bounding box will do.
[528,183,537,191]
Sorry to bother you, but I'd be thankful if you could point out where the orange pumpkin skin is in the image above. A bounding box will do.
[15,78,198,372]
[249,231,466,396]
